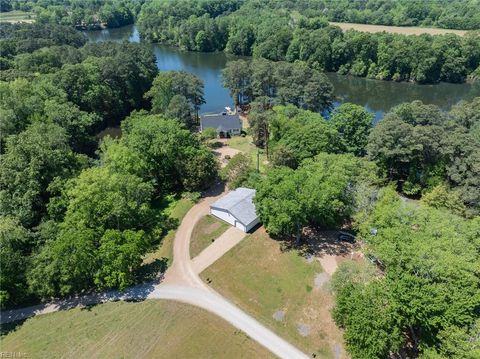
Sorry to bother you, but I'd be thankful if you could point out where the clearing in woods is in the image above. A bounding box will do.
[330,22,468,36]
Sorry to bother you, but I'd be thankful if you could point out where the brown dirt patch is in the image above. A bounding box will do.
[330,22,467,36]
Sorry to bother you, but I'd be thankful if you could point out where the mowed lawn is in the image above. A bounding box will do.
[1,300,274,359]
[201,228,347,358]
[190,214,230,258]
[226,135,268,173]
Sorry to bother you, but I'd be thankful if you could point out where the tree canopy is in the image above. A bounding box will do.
[333,188,480,358]
[137,0,480,84]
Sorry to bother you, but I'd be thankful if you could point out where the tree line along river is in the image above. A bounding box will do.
[86,24,480,122]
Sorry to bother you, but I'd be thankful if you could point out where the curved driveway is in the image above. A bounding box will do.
[1,187,309,359]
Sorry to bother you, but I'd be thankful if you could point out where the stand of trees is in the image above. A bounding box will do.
[245,98,480,218]
[137,0,480,84]
[2,0,140,29]
[223,58,333,111]
[331,188,480,359]
[0,23,217,308]
[145,71,206,128]
[1,28,158,146]
[368,99,480,215]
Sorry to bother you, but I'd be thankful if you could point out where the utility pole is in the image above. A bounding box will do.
[257,149,260,173]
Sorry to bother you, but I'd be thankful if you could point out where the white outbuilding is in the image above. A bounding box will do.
[210,188,259,233]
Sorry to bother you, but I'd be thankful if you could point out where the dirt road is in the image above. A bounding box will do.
[1,187,309,359]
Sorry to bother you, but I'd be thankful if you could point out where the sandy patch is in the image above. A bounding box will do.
[212,145,241,167]
[296,323,311,337]
[314,272,330,289]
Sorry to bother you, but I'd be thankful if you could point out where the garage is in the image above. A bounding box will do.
[210,188,259,233]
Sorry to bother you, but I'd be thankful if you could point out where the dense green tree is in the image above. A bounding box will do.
[0,77,66,143]
[300,153,379,228]
[421,184,466,216]
[54,43,157,124]
[367,101,449,193]
[145,71,205,121]
[60,166,154,232]
[334,188,480,358]
[330,103,374,156]
[137,1,480,84]
[0,123,86,227]
[27,224,97,298]
[367,99,480,212]
[256,153,379,237]
[0,216,30,308]
[0,22,86,58]
[223,59,333,111]
[166,94,195,128]
[273,119,339,168]
[222,59,252,106]
[254,167,307,238]
[95,229,148,290]
[116,113,217,192]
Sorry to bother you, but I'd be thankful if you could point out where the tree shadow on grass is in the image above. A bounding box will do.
[279,228,357,258]
[1,318,27,336]
[137,258,168,282]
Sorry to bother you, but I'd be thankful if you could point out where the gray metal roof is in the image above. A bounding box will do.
[200,114,241,132]
[210,187,258,226]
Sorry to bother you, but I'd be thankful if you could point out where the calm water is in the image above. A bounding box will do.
[86,25,480,119]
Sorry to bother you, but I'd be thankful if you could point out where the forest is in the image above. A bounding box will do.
[1,0,140,29]
[0,23,217,306]
[136,0,480,84]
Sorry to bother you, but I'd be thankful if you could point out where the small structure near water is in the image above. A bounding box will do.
[200,107,242,138]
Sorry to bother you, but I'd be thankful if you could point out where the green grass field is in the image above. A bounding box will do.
[0,11,35,23]
[190,214,230,258]
[1,300,274,359]
[201,229,346,358]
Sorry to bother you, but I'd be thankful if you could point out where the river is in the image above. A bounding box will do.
[86,25,480,120]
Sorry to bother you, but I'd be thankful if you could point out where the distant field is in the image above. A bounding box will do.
[201,228,347,358]
[0,11,35,23]
[330,22,468,36]
[1,300,274,359]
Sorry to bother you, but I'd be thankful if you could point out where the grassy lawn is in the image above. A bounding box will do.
[142,197,194,270]
[0,11,35,22]
[1,300,274,359]
[190,215,230,258]
[201,228,346,358]
[226,135,268,173]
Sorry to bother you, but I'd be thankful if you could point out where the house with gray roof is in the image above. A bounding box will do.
[210,188,259,232]
[200,113,242,138]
